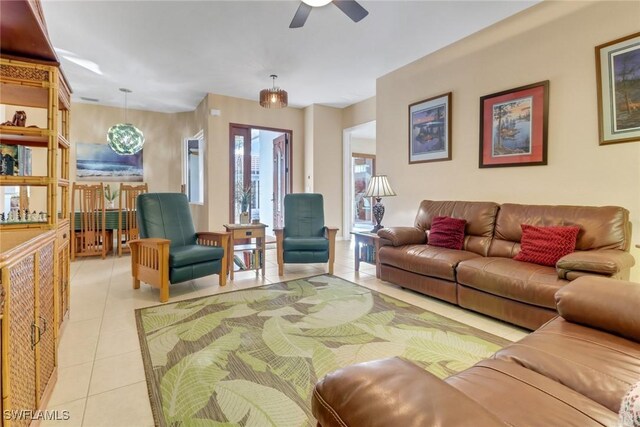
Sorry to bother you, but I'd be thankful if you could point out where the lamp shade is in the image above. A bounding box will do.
[260,74,288,109]
[107,123,145,155]
[364,175,396,198]
[259,88,288,108]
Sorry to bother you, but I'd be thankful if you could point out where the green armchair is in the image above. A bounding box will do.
[129,193,229,302]
[274,193,338,276]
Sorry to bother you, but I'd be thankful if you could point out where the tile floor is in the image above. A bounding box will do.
[44,240,528,427]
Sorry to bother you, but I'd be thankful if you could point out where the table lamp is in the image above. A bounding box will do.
[364,175,396,233]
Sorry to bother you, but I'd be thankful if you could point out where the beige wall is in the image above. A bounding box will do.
[343,96,375,130]
[70,103,186,201]
[203,94,305,230]
[351,137,376,156]
[376,1,640,278]
[306,104,344,232]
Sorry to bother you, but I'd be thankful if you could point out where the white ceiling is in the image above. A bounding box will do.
[41,0,538,113]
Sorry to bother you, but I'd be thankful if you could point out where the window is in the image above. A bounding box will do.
[183,131,204,204]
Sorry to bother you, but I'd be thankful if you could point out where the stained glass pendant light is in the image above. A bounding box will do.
[107,88,145,155]
[259,75,288,109]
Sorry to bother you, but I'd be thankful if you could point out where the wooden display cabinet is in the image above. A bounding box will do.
[0,0,72,423]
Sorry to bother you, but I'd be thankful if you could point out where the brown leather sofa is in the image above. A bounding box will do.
[377,201,634,329]
[312,276,640,426]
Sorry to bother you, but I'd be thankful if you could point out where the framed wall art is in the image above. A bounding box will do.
[596,32,640,145]
[479,81,549,168]
[408,92,452,164]
[76,142,143,181]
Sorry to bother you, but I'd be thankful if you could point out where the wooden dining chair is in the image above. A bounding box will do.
[117,183,148,256]
[71,183,112,260]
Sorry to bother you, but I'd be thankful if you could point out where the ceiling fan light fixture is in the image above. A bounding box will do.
[259,75,288,109]
[107,88,145,155]
[302,0,332,7]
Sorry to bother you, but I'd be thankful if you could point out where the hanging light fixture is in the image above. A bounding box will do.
[107,88,145,155]
[259,75,288,109]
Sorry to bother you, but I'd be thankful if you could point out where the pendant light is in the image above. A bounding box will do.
[259,75,288,109]
[107,88,145,155]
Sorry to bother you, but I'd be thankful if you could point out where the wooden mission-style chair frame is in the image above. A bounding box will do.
[71,182,112,260]
[117,183,148,256]
[129,193,230,302]
[274,193,338,276]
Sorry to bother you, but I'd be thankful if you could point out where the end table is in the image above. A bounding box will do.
[223,223,268,280]
[350,230,379,272]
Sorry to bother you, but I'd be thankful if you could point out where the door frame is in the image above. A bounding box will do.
[228,123,293,223]
[342,120,376,238]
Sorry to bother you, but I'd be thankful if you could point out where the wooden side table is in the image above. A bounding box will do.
[351,230,379,272]
[223,223,267,280]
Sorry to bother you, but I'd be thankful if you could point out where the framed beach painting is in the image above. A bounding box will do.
[408,92,452,164]
[596,32,640,145]
[479,81,549,168]
[76,142,143,181]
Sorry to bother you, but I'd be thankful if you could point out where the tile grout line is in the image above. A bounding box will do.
[79,256,116,427]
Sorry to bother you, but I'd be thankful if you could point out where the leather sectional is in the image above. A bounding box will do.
[377,200,634,329]
[312,276,640,426]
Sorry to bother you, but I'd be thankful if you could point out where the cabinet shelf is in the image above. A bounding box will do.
[57,133,69,149]
[0,125,50,146]
[0,175,50,185]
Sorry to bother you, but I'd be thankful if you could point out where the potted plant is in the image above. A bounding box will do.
[237,185,252,224]
[104,184,119,209]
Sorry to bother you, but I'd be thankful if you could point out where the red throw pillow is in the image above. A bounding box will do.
[428,216,467,250]
[514,224,580,267]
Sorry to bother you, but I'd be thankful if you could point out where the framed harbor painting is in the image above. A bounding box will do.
[479,81,549,168]
[76,142,143,181]
[596,32,640,145]
[408,92,452,164]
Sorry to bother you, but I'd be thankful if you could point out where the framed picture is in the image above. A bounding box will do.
[408,92,452,164]
[595,32,640,145]
[479,81,549,168]
[76,142,143,181]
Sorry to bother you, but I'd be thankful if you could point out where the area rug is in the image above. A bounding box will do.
[136,274,508,427]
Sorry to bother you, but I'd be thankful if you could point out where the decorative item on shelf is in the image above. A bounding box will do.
[364,175,396,233]
[107,88,145,155]
[0,144,18,176]
[0,110,27,126]
[39,211,47,222]
[259,75,288,109]
[104,184,119,209]
[237,185,252,224]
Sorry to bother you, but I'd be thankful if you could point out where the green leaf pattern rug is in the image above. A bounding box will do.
[136,275,508,427]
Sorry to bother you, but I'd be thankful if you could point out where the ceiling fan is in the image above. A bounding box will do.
[290,0,369,28]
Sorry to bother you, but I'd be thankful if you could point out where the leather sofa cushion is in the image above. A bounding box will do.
[447,359,617,427]
[283,237,329,252]
[490,203,630,258]
[494,317,640,413]
[413,200,498,256]
[378,245,480,281]
[169,244,224,267]
[456,257,567,309]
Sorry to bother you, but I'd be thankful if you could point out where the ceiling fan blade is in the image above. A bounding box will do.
[333,0,368,23]
[290,2,313,28]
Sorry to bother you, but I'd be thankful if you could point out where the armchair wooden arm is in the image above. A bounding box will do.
[325,227,339,275]
[196,231,230,286]
[129,238,171,302]
[274,228,284,276]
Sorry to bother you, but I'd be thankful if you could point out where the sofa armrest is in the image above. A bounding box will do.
[312,357,506,427]
[377,227,426,246]
[555,276,640,342]
[556,249,635,278]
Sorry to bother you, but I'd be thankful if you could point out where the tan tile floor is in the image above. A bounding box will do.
[44,240,528,426]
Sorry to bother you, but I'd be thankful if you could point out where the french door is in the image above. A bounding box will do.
[229,125,292,230]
